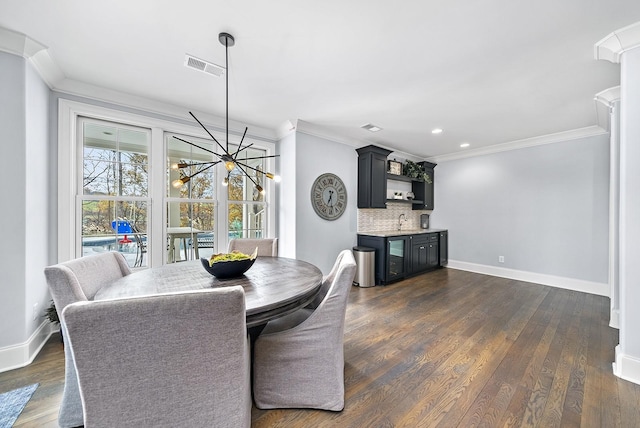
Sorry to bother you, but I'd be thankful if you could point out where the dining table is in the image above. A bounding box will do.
[166,227,202,262]
[94,257,323,328]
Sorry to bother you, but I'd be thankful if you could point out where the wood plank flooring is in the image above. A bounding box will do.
[3,268,639,427]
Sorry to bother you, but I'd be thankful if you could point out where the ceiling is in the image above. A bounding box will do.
[1,1,639,159]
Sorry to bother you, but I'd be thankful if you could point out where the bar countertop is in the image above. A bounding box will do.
[357,228,447,238]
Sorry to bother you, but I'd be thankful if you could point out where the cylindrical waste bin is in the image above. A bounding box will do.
[352,246,375,287]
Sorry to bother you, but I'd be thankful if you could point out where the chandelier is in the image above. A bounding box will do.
[171,32,280,194]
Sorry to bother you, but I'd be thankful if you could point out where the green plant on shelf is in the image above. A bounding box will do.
[403,160,432,183]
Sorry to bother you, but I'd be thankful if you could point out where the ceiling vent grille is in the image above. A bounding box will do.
[361,123,383,132]
[184,54,225,77]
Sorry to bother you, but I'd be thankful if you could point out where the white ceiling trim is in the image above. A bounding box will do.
[0,26,45,57]
[428,126,608,164]
[595,20,640,64]
[594,86,621,131]
[294,120,422,161]
[0,26,64,89]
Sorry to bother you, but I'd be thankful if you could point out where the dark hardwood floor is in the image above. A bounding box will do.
[3,268,639,427]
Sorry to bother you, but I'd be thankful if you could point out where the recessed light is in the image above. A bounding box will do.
[361,123,383,132]
[431,128,443,134]
[460,143,470,148]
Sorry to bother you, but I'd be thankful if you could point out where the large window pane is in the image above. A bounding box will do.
[167,134,216,199]
[166,201,215,261]
[80,119,150,268]
[228,203,264,239]
[83,122,148,197]
[81,199,148,268]
[226,145,267,240]
[227,146,266,203]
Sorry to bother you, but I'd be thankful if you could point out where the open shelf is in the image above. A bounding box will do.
[386,199,424,205]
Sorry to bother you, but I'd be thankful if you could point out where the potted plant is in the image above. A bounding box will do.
[403,160,433,183]
[45,301,63,342]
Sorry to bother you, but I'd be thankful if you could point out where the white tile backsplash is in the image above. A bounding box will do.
[358,203,430,232]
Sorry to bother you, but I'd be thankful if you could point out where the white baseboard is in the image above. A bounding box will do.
[613,345,640,385]
[0,322,57,373]
[447,260,609,296]
[610,308,620,329]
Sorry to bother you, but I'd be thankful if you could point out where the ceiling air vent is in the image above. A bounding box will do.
[361,123,383,132]
[184,54,225,77]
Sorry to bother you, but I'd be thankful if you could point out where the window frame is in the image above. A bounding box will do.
[58,99,277,265]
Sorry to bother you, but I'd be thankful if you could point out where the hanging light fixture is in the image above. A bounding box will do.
[171,32,280,195]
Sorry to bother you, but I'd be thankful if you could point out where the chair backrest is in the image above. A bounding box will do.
[62,287,251,428]
[313,250,356,320]
[44,252,131,311]
[286,249,356,336]
[228,238,278,257]
[307,250,349,309]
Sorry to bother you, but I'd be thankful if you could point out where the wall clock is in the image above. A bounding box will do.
[311,173,347,220]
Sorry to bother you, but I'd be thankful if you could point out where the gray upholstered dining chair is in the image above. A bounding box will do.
[61,287,251,428]
[44,251,131,428]
[228,237,278,257]
[252,249,356,411]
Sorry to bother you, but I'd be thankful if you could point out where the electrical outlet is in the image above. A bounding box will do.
[32,303,39,321]
[498,256,505,263]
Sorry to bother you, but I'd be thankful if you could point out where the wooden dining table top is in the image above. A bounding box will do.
[94,257,323,328]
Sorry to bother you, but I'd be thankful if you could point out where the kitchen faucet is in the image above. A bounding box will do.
[398,213,406,231]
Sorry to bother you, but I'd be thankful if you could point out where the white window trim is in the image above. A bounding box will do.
[58,98,277,264]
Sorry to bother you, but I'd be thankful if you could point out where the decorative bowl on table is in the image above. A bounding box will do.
[200,248,257,279]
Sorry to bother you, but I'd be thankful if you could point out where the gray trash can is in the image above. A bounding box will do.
[352,246,375,287]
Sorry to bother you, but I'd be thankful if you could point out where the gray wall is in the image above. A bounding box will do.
[293,132,358,274]
[0,52,27,347]
[0,51,51,348]
[430,134,610,284]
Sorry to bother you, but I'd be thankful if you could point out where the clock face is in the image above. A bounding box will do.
[311,173,347,220]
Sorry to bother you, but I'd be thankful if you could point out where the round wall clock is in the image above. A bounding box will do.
[311,173,347,221]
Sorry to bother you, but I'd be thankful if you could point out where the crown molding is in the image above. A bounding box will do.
[595,21,640,64]
[293,120,421,161]
[0,26,65,89]
[594,86,621,106]
[0,26,45,57]
[0,25,276,141]
[594,86,621,131]
[428,126,608,163]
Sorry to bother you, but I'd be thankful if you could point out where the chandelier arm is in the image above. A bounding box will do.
[232,127,249,158]
[172,136,225,160]
[235,160,275,178]
[234,162,260,188]
[179,161,219,167]
[183,161,220,180]
[233,143,254,157]
[188,112,231,156]
[236,155,280,161]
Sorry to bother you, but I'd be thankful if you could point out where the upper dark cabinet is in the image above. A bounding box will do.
[356,145,392,208]
[412,161,436,210]
[356,145,436,210]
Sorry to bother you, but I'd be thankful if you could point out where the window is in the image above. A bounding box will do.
[227,145,268,240]
[166,134,269,261]
[59,100,276,266]
[80,118,150,268]
[166,133,217,262]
